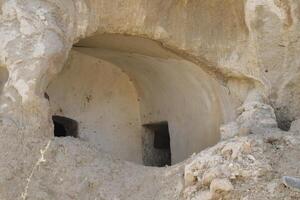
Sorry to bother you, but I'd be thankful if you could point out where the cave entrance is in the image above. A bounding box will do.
[46,34,231,164]
[142,121,171,167]
[52,115,78,138]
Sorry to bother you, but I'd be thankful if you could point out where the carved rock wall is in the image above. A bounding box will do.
[1,0,300,199]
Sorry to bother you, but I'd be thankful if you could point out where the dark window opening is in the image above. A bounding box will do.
[142,121,171,167]
[52,115,78,138]
[153,124,170,149]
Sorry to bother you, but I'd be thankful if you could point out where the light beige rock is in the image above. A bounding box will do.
[1,0,300,200]
[192,191,213,200]
[290,119,300,133]
[210,178,234,194]
[220,122,239,140]
[202,168,221,186]
[238,127,251,137]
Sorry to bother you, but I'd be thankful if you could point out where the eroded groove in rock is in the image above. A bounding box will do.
[0,67,8,95]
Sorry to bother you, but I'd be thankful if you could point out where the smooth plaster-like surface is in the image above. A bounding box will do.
[46,52,143,163]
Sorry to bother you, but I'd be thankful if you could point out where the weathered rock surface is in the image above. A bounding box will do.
[1,0,300,199]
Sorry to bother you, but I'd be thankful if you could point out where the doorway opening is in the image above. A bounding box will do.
[142,121,171,167]
[52,115,78,138]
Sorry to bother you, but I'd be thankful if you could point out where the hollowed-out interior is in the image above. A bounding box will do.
[143,121,171,167]
[46,34,234,165]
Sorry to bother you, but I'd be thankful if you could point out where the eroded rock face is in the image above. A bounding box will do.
[1,0,300,199]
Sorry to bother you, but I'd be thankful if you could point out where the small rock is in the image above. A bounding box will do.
[221,142,241,160]
[220,122,239,140]
[266,181,279,194]
[238,127,251,137]
[185,171,197,186]
[242,142,252,154]
[260,118,277,128]
[202,168,221,186]
[192,190,213,200]
[290,119,300,133]
[210,178,234,194]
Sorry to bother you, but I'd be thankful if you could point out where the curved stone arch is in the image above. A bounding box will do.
[46,34,236,165]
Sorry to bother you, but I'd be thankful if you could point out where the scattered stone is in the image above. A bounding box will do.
[290,119,300,133]
[2,1,300,200]
[210,178,234,194]
[220,122,239,140]
[238,127,251,137]
[185,172,197,186]
[192,190,213,200]
[202,167,221,186]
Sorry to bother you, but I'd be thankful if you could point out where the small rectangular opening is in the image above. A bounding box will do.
[142,121,171,167]
[52,115,78,138]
